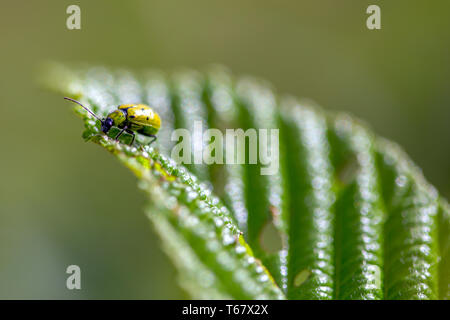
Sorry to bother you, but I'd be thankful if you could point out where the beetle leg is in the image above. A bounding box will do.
[115,126,128,141]
[148,135,157,146]
[128,131,136,146]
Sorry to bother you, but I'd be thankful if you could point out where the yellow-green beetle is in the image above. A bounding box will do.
[64,97,161,145]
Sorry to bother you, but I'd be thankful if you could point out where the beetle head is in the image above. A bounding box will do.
[101,118,114,133]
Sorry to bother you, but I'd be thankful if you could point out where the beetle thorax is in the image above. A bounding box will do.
[107,109,127,126]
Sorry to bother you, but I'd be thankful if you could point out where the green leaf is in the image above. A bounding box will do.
[42,62,449,300]
[376,139,440,299]
[328,115,384,299]
[280,99,335,299]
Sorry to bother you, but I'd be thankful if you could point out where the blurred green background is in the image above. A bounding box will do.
[0,0,449,299]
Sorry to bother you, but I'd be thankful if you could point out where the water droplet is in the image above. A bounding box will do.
[395,175,407,187]
[222,233,235,246]
[214,217,224,227]
[235,245,246,254]
[258,274,269,282]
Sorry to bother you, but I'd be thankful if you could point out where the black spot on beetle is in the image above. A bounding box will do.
[130,115,135,118]
[146,117,149,120]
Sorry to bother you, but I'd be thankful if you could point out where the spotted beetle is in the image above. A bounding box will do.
[64,97,160,146]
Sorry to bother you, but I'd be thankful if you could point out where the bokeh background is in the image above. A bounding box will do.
[0,0,449,299]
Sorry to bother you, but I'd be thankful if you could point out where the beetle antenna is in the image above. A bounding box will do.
[64,97,103,122]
